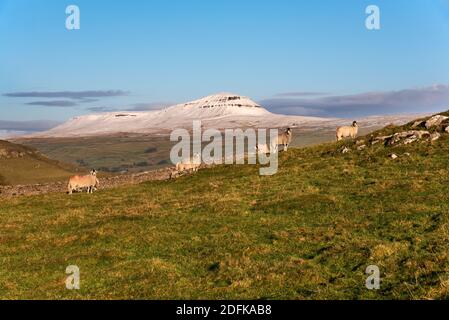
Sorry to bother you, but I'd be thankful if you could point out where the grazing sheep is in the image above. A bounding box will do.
[254,142,277,154]
[172,153,201,178]
[68,170,99,195]
[273,128,293,152]
[336,121,359,141]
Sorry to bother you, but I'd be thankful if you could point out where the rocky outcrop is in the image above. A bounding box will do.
[430,132,441,142]
[425,115,449,129]
[372,130,430,146]
[411,120,425,129]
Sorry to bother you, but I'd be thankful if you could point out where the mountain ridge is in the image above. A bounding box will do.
[30,93,329,138]
[27,93,433,138]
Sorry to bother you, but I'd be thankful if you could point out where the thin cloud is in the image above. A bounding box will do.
[87,106,120,113]
[262,84,449,117]
[3,90,128,100]
[80,98,100,103]
[86,102,173,113]
[125,102,173,111]
[0,120,60,132]
[26,100,78,107]
[276,91,330,97]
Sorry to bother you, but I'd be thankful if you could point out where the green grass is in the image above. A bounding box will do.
[0,140,78,185]
[15,135,175,174]
[2,120,449,299]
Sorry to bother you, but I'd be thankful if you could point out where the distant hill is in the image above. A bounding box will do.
[27,92,426,139]
[0,140,80,185]
[30,93,329,137]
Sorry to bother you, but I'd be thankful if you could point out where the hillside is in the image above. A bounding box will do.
[1,112,449,299]
[0,140,79,186]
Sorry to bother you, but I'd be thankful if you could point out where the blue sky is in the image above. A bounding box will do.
[1,0,449,129]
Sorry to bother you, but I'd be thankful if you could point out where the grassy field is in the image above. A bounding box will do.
[0,140,79,186]
[1,119,449,299]
[16,134,174,174]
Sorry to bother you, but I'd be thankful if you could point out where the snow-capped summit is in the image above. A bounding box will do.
[168,93,269,117]
[32,93,328,137]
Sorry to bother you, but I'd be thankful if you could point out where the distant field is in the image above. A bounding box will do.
[2,120,449,299]
[16,134,174,174]
[15,127,381,174]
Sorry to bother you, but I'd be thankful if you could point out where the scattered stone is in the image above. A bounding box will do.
[430,132,441,142]
[403,136,418,145]
[404,152,411,157]
[445,126,449,133]
[411,120,424,129]
[425,115,448,129]
[372,130,430,146]
[390,153,398,160]
[357,145,366,151]
[356,140,365,146]
[342,147,351,154]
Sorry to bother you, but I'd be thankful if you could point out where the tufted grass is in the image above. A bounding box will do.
[1,116,449,299]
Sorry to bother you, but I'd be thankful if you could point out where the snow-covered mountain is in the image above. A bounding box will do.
[30,92,426,138]
[32,93,329,137]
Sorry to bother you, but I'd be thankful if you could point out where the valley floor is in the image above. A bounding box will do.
[1,130,449,299]
[14,126,380,176]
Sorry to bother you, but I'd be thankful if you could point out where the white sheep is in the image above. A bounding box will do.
[336,121,359,141]
[273,128,292,152]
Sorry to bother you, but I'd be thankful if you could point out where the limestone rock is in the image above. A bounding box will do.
[425,115,448,129]
[411,120,424,129]
[430,132,441,142]
[372,130,430,146]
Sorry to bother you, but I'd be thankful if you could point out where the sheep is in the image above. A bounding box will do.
[68,170,99,195]
[171,153,201,178]
[273,128,292,152]
[254,142,277,154]
[336,121,359,141]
